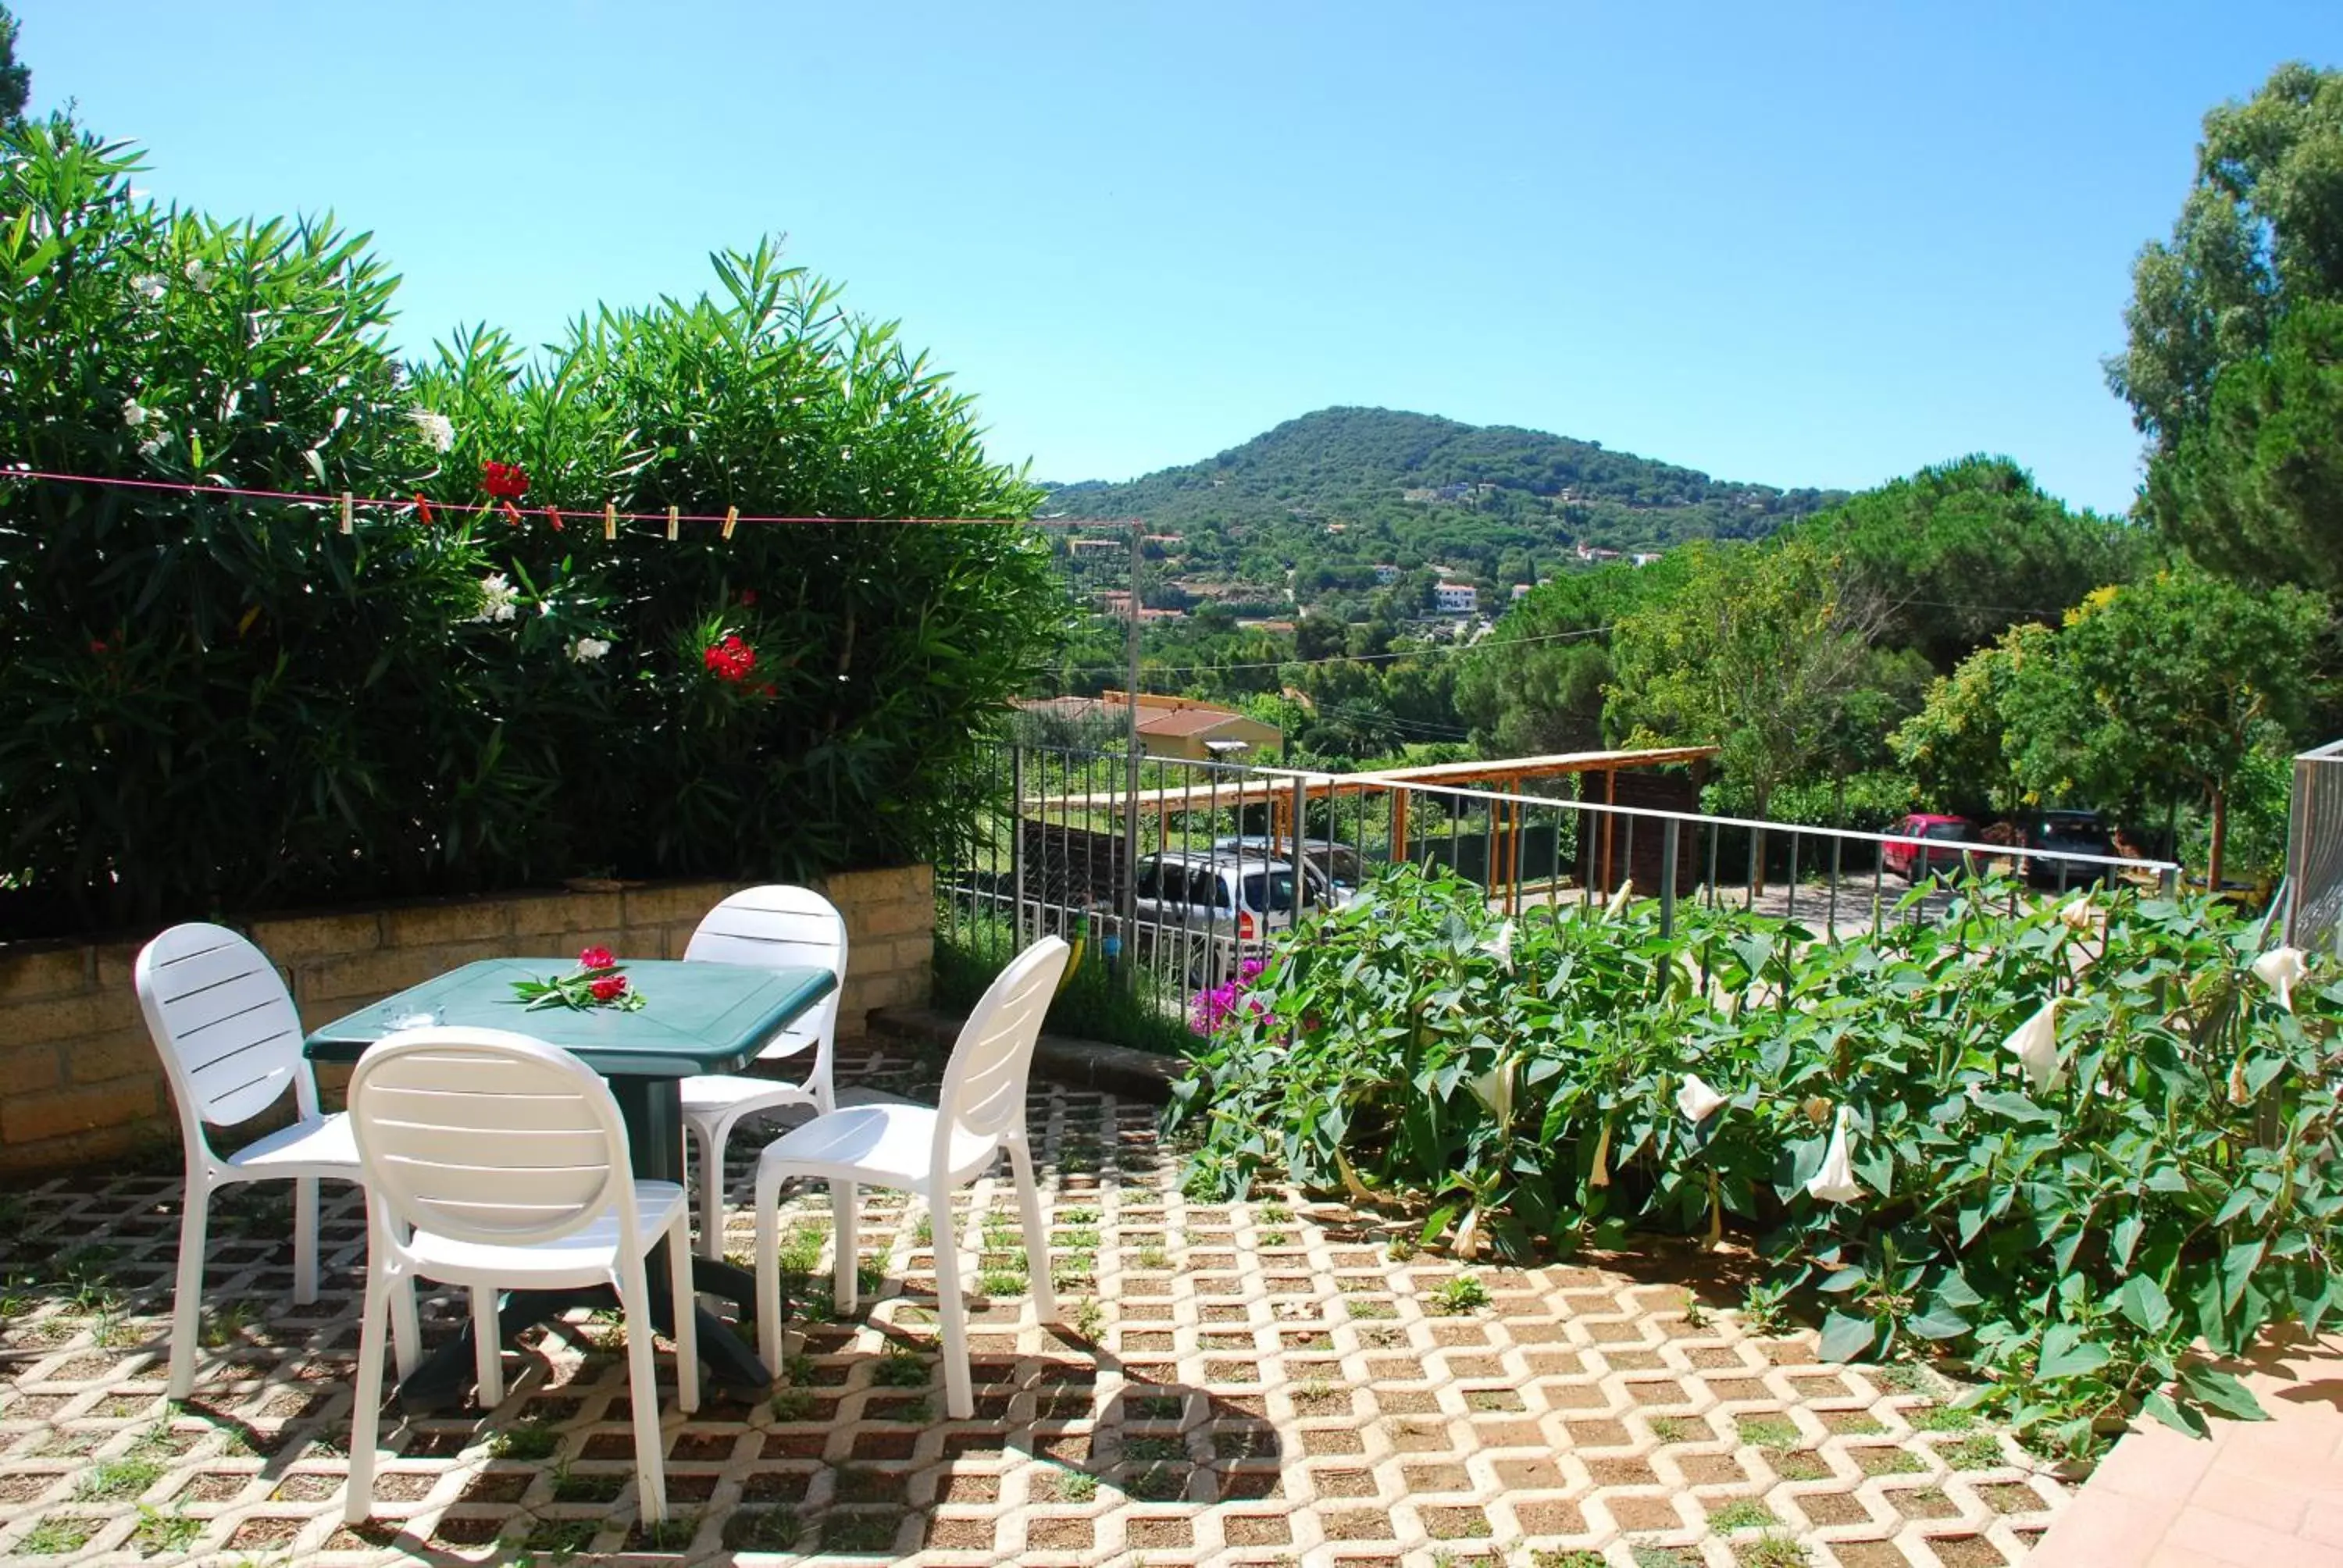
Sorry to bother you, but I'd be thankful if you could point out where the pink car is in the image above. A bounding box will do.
[1883,813,1975,881]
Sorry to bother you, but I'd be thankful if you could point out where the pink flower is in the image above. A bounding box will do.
[579,946,615,971]
[588,975,629,1003]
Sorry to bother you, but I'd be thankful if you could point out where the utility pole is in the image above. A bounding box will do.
[1121,519,1143,990]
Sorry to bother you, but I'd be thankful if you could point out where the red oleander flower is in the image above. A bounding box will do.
[703,633,756,682]
[89,640,107,654]
[588,975,629,1003]
[481,460,530,498]
[579,946,615,971]
[739,589,758,607]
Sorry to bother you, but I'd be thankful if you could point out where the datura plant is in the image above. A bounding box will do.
[1168,864,2343,1456]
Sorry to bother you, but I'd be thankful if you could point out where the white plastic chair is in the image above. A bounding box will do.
[343,1028,698,1525]
[679,886,847,1258]
[752,935,1069,1419]
[134,922,364,1400]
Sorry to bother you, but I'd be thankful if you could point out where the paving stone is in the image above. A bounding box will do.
[0,1039,2074,1565]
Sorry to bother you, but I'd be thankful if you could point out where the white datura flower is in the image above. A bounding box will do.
[2252,946,2309,1013]
[1676,1073,1728,1124]
[1467,1057,1516,1124]
[1806,1107,1863,1203]
[407,409,456,452]
[2057,892,2095,932]
[1588,1119,1612,1188]
[130,273,167,302]
[473,572,520,624]
[1453,1204,1482,1261]
[568,636,612,665]
[1604,878,1635,918]
[2002,997,2063,1093]
[123,399,151,428]
[1481,919,1515,972]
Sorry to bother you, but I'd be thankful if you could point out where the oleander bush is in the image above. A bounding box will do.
[1168,864,2343,1454]
[0,120,1062,933]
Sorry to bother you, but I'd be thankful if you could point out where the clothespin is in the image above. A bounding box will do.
[339,491,353,535]
[604,501,618,542]
[665,505,679,542]
[722,505,739,541]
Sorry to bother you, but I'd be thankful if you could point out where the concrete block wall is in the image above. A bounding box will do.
[0,866,933,1178]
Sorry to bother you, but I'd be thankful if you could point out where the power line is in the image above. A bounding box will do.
[1045,623,1614,678]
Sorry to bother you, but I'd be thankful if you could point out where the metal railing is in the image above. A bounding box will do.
[937,739,2184,1012]
[2287,739,2343,956]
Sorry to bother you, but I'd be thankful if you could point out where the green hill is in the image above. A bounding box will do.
[1040,407,1846,595]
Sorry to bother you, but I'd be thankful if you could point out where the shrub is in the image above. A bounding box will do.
[0,121,1063,934]
[934,908,1195,1057]
[1167,864,2343,1453]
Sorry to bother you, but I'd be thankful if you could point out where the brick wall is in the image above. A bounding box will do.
[0,867,933,1178]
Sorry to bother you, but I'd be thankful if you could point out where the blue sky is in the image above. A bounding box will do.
[19,2,2337,511]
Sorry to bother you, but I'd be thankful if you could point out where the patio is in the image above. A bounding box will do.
[0,1038,2070,1567]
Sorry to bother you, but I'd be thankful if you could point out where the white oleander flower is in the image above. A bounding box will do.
[184,258,214,293]
[2002,998,2063,1093]
[130,273,167,302]
[407,410,456,452]
[568,636,611,665]
[1677,1073,1728,1123]
[1806,1107,1863,1203]
[473,572,519,624]
[123,400,151,428]
[2252,946,2309,1013]
[137,433,167,458]
[1482,919,1515,972]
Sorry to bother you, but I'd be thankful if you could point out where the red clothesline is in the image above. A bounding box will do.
[1,468,1119,529]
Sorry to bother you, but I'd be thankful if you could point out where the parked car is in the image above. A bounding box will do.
[2020,810,2120,888]
[1211,835,1368,899]
[1882,813,1976,882]
[1131,850,1334,984]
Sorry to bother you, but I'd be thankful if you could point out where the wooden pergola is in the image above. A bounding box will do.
[1025,744,1718,894]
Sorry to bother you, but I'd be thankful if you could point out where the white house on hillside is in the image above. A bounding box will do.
[1434,581,1478,615]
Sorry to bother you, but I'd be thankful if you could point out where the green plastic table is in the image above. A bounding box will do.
[305,957,837,1406]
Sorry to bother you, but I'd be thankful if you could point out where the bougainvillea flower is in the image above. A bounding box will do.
[481,460,530,498]
[588,975,629,1003]
[579,946,615,972]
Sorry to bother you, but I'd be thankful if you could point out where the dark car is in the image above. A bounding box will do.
[2021,811,2120,888]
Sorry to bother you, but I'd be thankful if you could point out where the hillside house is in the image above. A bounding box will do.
[1435,581,1478,615]
[1014,693,1283,761]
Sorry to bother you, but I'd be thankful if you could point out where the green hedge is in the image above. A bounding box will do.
[0,123,1064,935]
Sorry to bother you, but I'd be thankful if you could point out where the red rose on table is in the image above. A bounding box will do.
[587,975,629,1003]
[579,946,615,971]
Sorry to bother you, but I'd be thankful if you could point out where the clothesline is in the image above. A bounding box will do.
[1,468,1127,530]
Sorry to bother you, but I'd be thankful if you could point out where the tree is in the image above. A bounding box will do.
[0,5,27,126]
[1792,455,2144,670]
[2147,299,2343,593]
[1999,568,2325,889]
[2108,62,2343,453]
[1606,540,1895,824]
[1891,624,2061,821]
